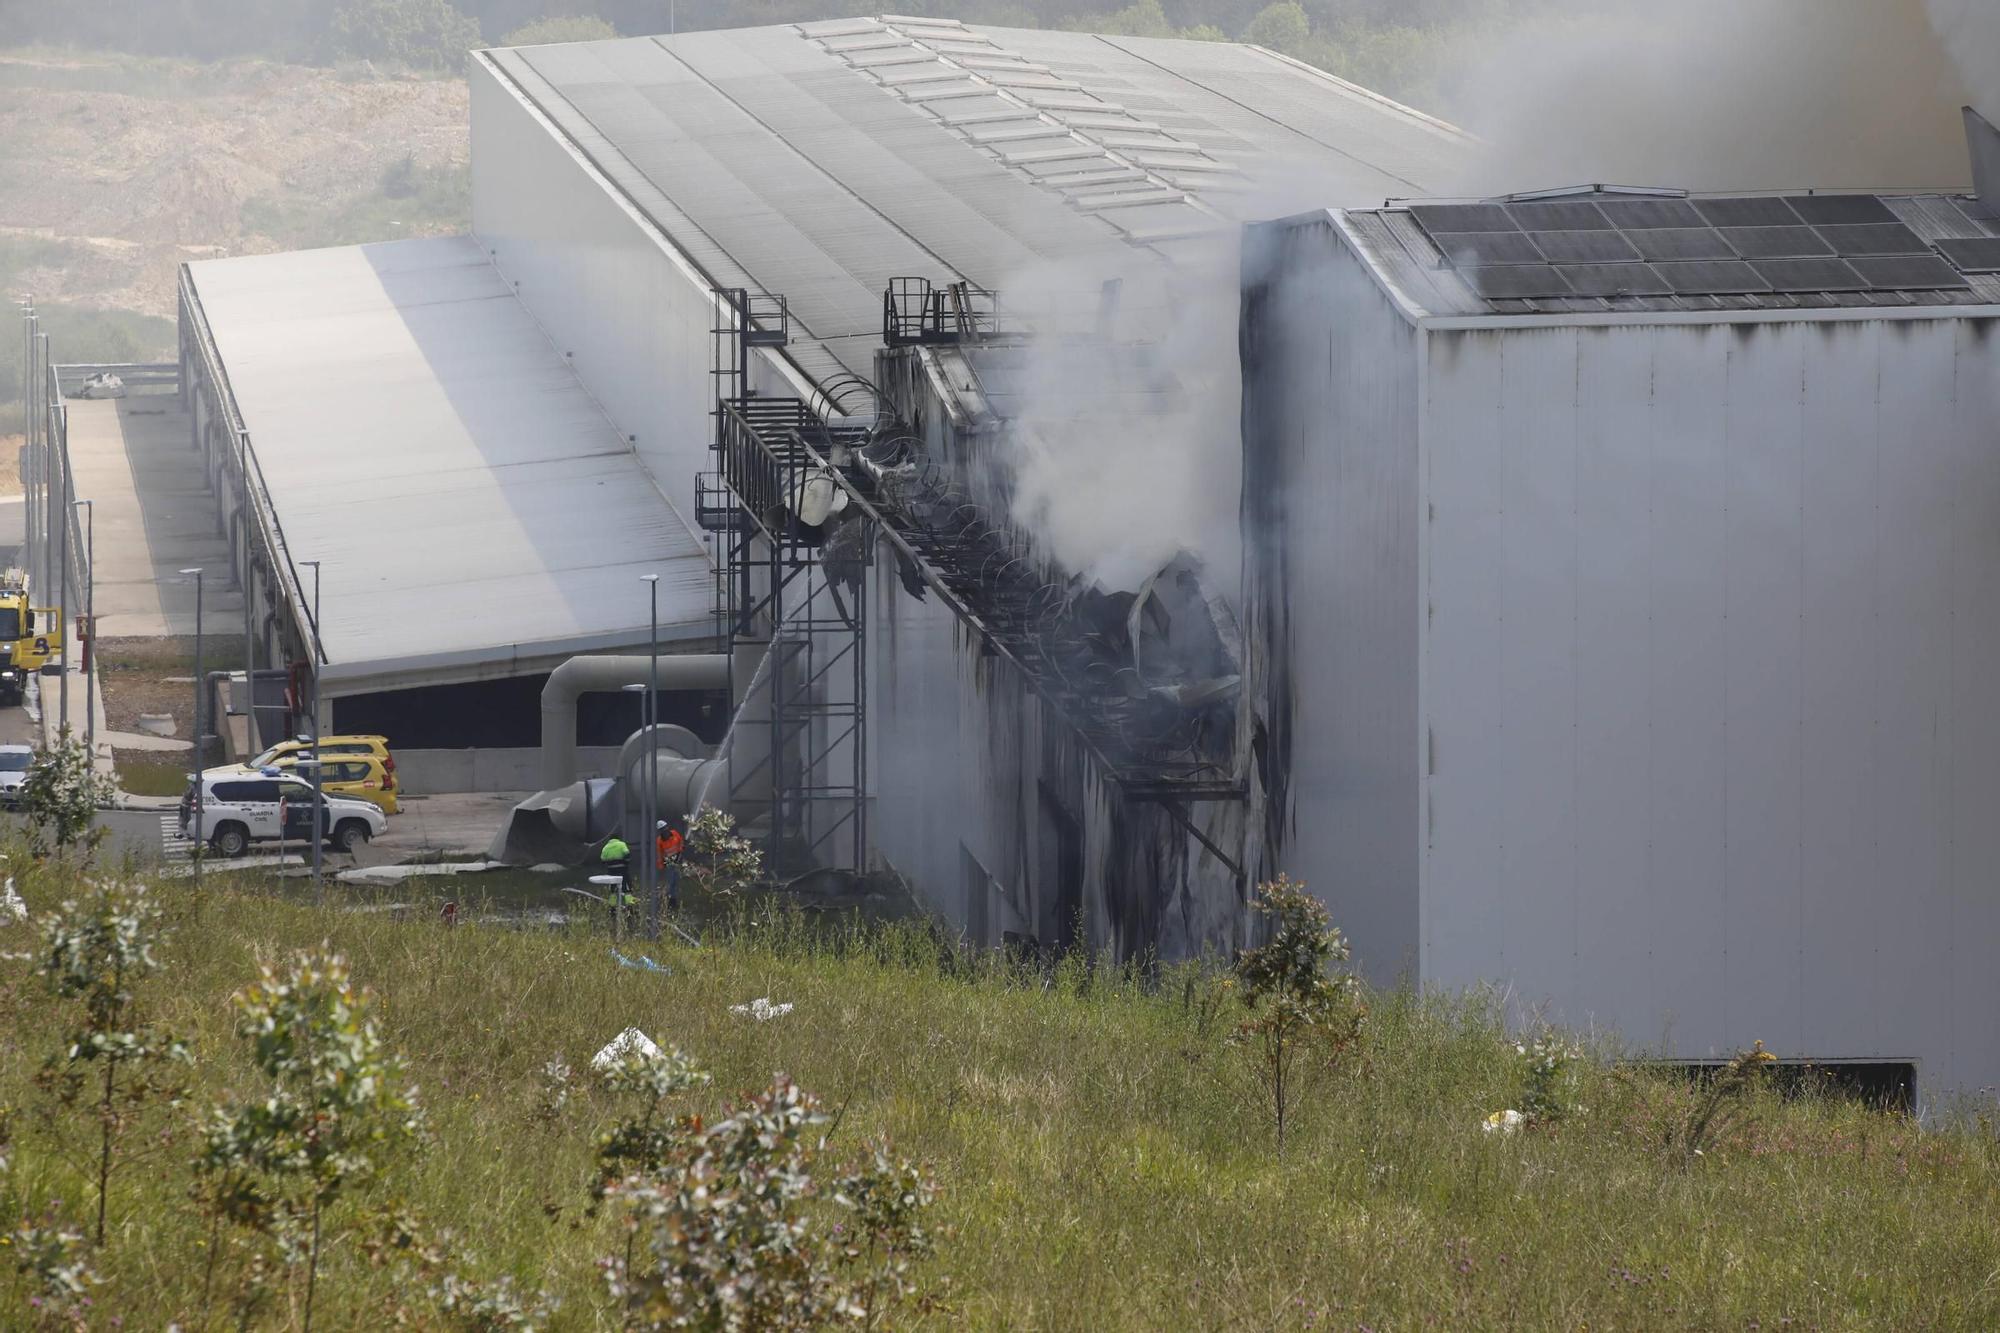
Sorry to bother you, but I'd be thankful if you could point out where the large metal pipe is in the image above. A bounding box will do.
[539,653,730,789]
[614,720,776,834]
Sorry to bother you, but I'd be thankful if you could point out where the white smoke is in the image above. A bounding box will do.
[1443,0,1978,195]
[1928,0,2000,125]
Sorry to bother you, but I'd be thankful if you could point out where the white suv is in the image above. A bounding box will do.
[179,770,387,858]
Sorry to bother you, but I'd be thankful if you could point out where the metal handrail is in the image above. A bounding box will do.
[177,268,325,666]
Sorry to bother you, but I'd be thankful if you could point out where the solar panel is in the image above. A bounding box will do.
[1528,229,1641,263]
[1935,237,2000,272]
[1429,231,1543,266]
[1750,258,1870,292]
[1628,227,1736,261]
[1693,197,1803,228]
[1553,263,1671,297]
[1595,198,1705,229]
[1786,194,1898,226]
[1654,260,1773,294]
[1505,200,1612,231]
[1719,226,1833,259]
[1460,265,1572,299]
[1815,223,1927,256]
[1848,256,1972,290]
[1410,203,1517,233]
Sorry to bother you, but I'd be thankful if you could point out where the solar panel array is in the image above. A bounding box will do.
[1407,195,1981,301]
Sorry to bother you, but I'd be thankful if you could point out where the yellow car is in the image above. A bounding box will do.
[261,752,401,815]
[248,734,394,770]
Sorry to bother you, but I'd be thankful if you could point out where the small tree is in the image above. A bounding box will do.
[1230,876,1365,1151]
[1244,0,1311,53]
[196,952,423,1332]
[681,808,763,901]
[35,880,188,1244]
[607,1076,939,1330]
[20,730,115,858]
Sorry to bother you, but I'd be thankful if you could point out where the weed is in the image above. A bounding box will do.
[21,731,116,860]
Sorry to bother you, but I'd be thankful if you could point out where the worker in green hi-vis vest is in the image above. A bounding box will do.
[598,835,636,911]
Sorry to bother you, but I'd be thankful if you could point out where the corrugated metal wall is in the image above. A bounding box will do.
[471,59,727,525]
[1242,214,1423,987]
[1419,315,2000,1097]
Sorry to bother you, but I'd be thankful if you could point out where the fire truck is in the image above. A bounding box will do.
[0,570,62,707]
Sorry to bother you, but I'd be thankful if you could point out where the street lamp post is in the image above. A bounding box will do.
[72,499,92,762]
[642,572,660,937]
[182,568,203,892]
[239,430,255,756]
[301,560,322,900]
[56,451,67,733]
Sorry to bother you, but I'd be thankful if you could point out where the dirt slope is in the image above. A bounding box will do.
[0,49,469,318]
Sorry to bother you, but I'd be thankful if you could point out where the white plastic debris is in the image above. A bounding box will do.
[1482,1109,1525,1136]
[74,372,126,399]
[728,997,794,1022]
[0,877,25,925]
[591,1027,662,1071]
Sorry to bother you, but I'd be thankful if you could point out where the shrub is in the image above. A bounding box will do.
[34,881,187,1244]
[682,808,762,901]
[500,15,619,46]
[605,1075,940,1329]
[1516,1029,1587,1126]
[319,0,484,71]
[195,952,424,1330]
[21,731,116,859]
[1230,875,1365,1151]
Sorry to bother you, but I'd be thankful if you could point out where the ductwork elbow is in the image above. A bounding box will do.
[540,653,730,789]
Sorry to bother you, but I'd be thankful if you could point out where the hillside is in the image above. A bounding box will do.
[0,863,1995,1329]
[0,49,469,324]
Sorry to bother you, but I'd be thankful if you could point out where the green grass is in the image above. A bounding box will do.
[1,863,1998,1329]
[112,754,192,797]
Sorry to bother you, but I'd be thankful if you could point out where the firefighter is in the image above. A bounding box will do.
[656,820,685,912]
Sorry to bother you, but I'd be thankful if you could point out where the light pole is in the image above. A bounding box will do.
[72,499,92,762]
[301,560,322,899]
[642,572,660,936]
[55,445,67,734]
[238,429,255,755]
[182,567,203,892]
[622,681,648,942]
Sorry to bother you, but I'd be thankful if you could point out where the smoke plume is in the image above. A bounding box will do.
[1444,0,1978,195]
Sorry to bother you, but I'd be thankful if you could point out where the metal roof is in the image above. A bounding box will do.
[484,18,1471,378]
[184,236,714,690]
[1337,189,2000,321]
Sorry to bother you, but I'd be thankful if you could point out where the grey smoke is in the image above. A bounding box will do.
[1444,0,1979,195]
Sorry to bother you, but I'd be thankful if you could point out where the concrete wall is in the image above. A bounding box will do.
[1417,313,2000,1100]
[396,745,623,795]
[1241,214,1423,987]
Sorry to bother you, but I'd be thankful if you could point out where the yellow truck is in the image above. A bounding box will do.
[0,570,62,707]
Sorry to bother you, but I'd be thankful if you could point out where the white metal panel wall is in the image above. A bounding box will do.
[471,59,720,528]
[1420,315,2000,1098]
[1244,215,1422,986]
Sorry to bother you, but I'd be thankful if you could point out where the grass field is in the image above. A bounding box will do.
[0,858,1997,1330]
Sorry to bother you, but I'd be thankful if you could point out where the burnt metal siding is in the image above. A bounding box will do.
[1242,214,1422,987]
[1418,315,2000,1099]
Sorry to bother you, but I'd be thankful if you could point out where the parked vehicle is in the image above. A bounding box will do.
[230,752,401,815]
[178,770,387,858]
[239,735,399,809]
[248,734,395,771]
[0,744,32,808]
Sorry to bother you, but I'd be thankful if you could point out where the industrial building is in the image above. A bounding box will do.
[90,16,2000,1103]
[1242,145,2000,1100]
[171,15,1468,791]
